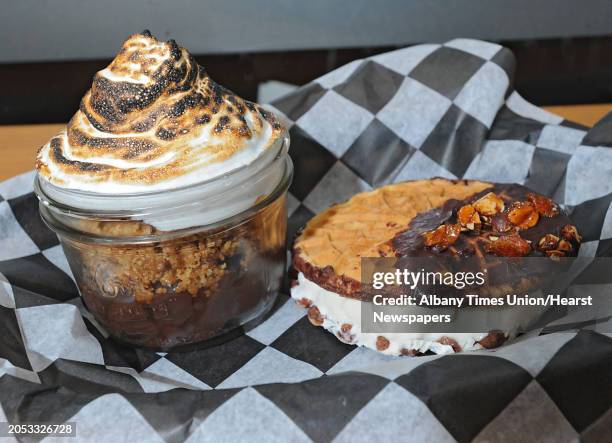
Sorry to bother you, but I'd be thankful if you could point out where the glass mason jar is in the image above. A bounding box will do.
[35,134,292,351]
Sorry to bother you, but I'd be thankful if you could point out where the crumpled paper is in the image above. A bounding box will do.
[0,38,610,442]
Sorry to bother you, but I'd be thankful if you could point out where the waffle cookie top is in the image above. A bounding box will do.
[293,178,581,299]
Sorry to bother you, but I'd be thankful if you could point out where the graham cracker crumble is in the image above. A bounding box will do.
[77,228,239,304]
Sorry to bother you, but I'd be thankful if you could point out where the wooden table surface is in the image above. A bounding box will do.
[1,103,611,182]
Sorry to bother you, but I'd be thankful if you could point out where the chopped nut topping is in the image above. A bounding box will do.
[307,306,324,326]
[457,204,481,230]
[486,234,531,257]
[507,201,539,230]
[538,234,560,251]
[423,223,461,249]
[561,224,582,243]
[414,187,574,260]
[473,192,505,216]
[557,239,573,252]
[527,192,560,217]
[491,212,513,233]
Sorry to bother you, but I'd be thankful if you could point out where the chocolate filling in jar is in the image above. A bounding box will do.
[35,136,292,350]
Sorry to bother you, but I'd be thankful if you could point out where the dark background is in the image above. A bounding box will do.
[1,0,612,124]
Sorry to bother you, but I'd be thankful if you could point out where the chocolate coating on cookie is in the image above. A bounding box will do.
[389,184,580,298]
[391,184,578,258]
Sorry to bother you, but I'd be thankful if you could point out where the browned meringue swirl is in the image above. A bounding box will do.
[37,30,284,193]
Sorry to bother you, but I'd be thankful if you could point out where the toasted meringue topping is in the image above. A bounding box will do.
[36,31,285,193]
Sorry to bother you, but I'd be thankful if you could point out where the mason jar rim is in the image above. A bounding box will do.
[35,131,289,219]
[38,154,293,245]
[36,130,293,245]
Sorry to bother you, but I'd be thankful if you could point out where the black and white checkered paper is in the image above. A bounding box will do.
[1,39,611,443]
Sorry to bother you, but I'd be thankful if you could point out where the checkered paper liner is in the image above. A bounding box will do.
[1,39,611,442]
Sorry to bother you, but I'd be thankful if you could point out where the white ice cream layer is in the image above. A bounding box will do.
[291,272,546,356]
